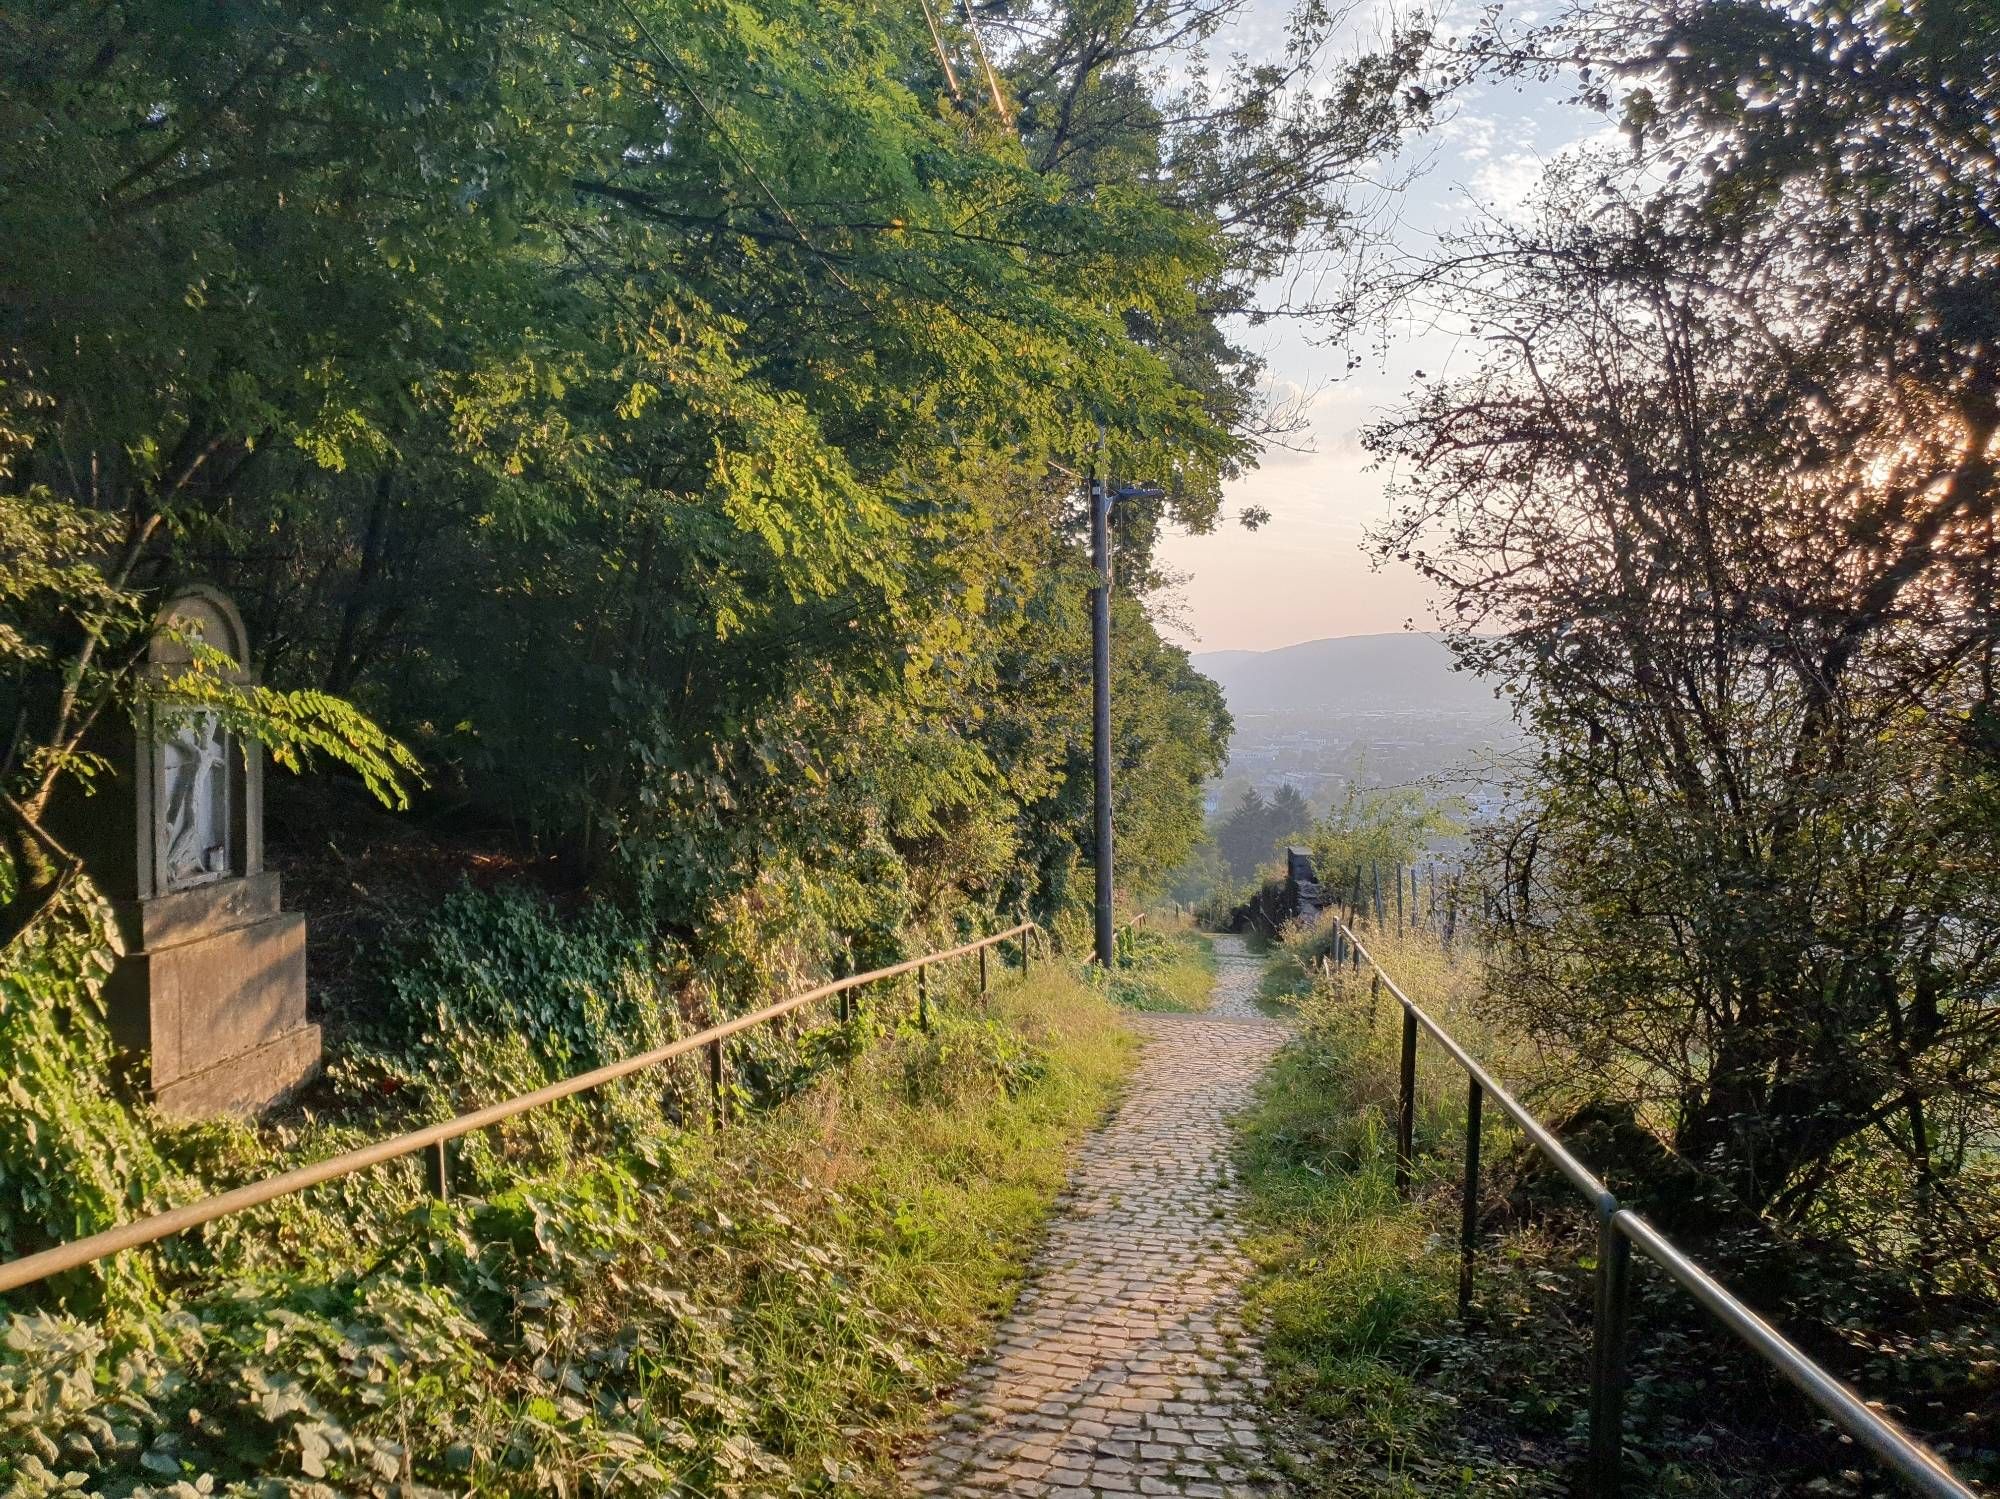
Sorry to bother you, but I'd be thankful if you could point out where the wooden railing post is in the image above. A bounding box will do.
[423,1139,451,1201]
[917,963,931,1032]
[707,1038,726,1130]
[978,940,989,997]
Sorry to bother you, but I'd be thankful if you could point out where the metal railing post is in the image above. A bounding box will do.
[707,1038,726,1130]
[1460,1077,1482,1318]
[1396,1004,1418,1195]
[979,941,989,997]
[423,1139,451,1201]
[1589,1202,1634,1496]
[917,963,931,1032]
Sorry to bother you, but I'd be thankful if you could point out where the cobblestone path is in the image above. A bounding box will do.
[906,935,1289,1498]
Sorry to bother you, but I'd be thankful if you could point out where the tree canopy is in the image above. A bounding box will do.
[0,0,1428,960]
[1375,0,2000,1257]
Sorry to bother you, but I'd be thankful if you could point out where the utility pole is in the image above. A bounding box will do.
[1091,470,1114,968]
[1088,475,1164,969]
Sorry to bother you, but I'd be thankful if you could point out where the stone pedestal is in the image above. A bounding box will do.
[102,873,318,1114]
[52,587,320,1116]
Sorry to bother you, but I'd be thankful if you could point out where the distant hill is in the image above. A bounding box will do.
[1192,633,1505,717]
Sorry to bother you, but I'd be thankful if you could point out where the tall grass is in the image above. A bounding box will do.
[1238,919,1566,1497]
[1103,923,1217,1012]
[1235,917,1970,1497]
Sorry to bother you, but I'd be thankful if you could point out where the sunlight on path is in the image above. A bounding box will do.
[905,935,1289,1497]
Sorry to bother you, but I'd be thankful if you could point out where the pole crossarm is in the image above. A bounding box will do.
[0,923,1036,1297]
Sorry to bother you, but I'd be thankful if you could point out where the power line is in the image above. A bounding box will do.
[916,0,964,101]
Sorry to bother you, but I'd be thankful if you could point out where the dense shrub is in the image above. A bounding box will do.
[0,878,184,1315]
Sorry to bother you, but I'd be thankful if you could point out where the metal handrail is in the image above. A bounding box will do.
[0,920,1039,1297]
[1323,916,1977,1499]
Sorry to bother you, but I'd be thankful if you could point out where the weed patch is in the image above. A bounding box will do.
[1235,926,1997,1497]
[0,897,1133,1497]
[1103,926,1215,1012]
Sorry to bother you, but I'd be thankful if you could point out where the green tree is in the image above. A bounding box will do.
[1307,783,1455,897]
[1216,787,1273,878]
[1373,0,2000,1237]
[1,0,1432,968]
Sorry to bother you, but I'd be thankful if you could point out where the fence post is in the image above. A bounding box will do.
[1396,864,1404,934]
[1395,1005,1418,1195]
[1588,1203,1634,1497]
[1373,860,1383,924]
[1020,906,1032,975]
[707,1038,726,1130]
[423,1139,451,1201]
[979,940,989,998]
[917,963,931,1032]
[1460,1078,1482,1317]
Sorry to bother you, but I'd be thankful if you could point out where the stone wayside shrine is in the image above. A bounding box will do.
[54,586,320,1115]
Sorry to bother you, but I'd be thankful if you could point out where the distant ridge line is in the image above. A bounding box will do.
[1190,632,1501,717]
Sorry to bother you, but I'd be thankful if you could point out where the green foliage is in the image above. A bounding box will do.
[0,0,1276,947]
[1242,927,2000,1494]
[0,495,137,681]
[0,946,1135,1495]
[0,0,1444,956]
[0,878,183,1315]
[1306,785,1458,893]
[1216,784,1315,882]
[147,663,422,815]
[1101,926,1217,1012]
[373,885,669,1074]
[1376,0,2000,1242]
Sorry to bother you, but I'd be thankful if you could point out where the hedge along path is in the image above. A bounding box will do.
[906,934,1290,1498]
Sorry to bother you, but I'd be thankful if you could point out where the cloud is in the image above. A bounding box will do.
[1438,111,1498,163]
[1250,377,1377,468]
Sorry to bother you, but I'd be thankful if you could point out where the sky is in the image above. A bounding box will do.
[1155,3,1600,652]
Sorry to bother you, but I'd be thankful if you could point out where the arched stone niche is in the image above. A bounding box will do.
[50,585,319,1115]
[146,586,256,897]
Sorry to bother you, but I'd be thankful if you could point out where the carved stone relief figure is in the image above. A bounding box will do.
[161,709,232,889]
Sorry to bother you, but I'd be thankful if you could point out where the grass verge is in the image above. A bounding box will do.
[0,963,1134,1496]
[1236,925,1561,1498]
[1105,924,1216,1012]
[1232,922,1985,1498]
